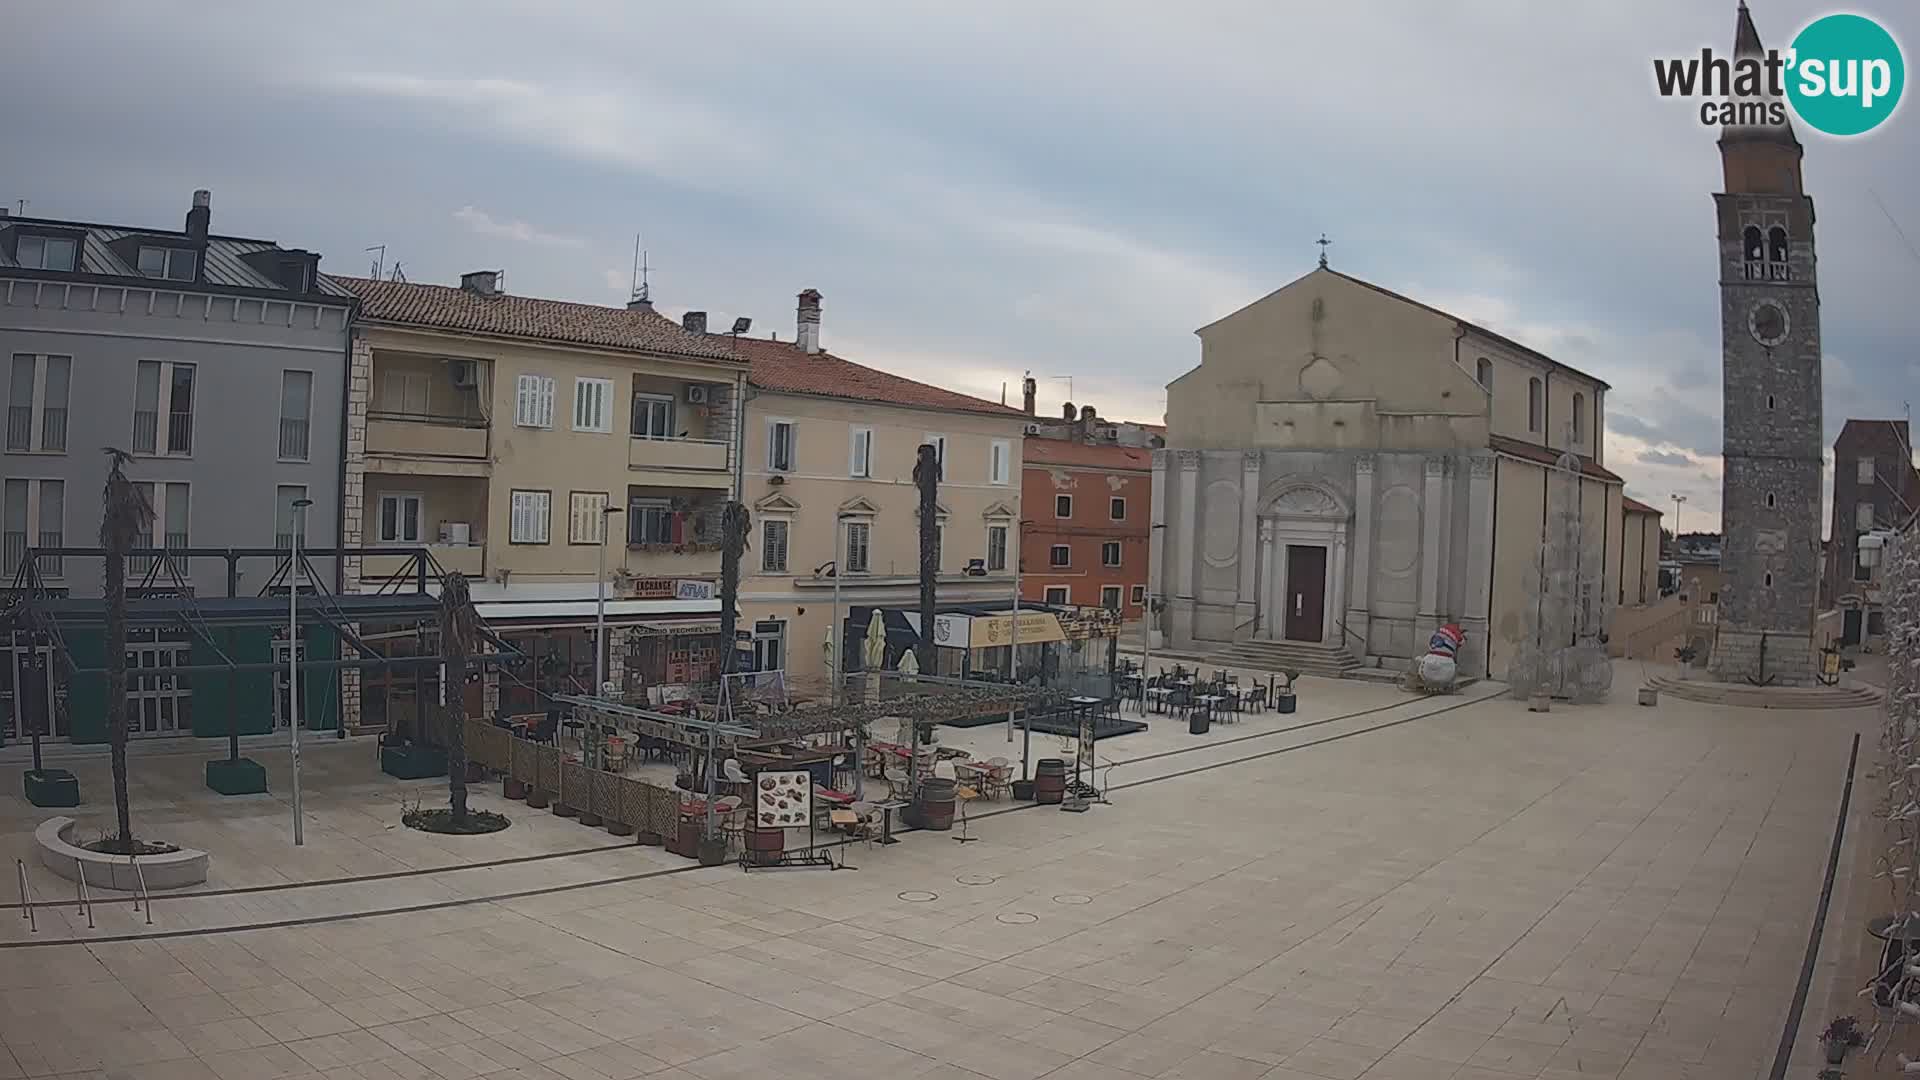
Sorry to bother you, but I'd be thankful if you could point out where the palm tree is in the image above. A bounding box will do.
[440,572,477,825]
[100,448,154,849]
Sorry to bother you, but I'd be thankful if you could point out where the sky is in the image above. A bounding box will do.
[7,1,1917,532]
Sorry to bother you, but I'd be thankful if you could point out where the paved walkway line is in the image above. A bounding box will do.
[1766,731,1861,1080]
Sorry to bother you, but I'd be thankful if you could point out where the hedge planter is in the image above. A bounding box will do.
[525,789,551,809]
[37,817,207,890]
[380,744,447,780]
[606,820,634,837]
[23,769,79,808]
[636,830,663,846]
[204,758,269,796]
[552,803,579,818]
[578,811,603,827]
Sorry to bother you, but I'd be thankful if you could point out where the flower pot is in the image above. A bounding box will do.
[636,830,663,847]
[697,837,729,866]
[552,803,579,818]
[578,812,602,827]
[525,789,551,809]
[606,820,634,837]
[465,761,487,784]
[502,778,527,800]
[1276,692,1297,715]
[1011,779,1036,801]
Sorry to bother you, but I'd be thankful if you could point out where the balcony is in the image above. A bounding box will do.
[628,436,731,488]
[6,406,30,451]
[361,543,485,581]
[366,412,490,471]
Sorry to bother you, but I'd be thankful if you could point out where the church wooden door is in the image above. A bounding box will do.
[1284,545,1327,643]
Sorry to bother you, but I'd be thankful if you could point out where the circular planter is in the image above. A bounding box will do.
[525,789,551,809]
[36,817,208,890]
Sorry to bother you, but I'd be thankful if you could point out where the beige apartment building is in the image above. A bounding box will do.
[335,272,746,728]
[724,291,1029,691]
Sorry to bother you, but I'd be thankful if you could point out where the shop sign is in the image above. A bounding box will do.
[675,579,716,601]
[970,612,1066,648]
[629,578,716,601]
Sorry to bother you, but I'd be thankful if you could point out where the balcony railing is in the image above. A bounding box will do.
[35,531,62,577]
[279,417,309,460]
[628,435,731,474]
[276,532,297,551]
[5,406,30,450]
[366,412,489,460]
[2,531,23,575]
[167,411,193,455]
[39,407,65,452]
[133,410,157,453]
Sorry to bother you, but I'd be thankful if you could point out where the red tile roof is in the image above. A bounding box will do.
[727,335,1025,418]
[1023,439,1154,471]
[1489,434,1624,483]
[332,277,745,363]
[1621,496,1661,515]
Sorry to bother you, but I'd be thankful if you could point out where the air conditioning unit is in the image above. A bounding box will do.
[448,359,479,388]
[685,384,710,404]
[1023,423,1041,435]
[439,522,472,545]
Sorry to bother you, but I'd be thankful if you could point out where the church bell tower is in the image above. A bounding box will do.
[1706,2,1824,685]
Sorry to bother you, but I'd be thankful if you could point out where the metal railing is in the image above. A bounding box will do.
[73,855,94,929]
[14,859,33,933]
[39,407,65,452]
[166,411,193,455]
[132,409,158,453]
[130,854,152,925]
[2,531,24,577]
[278,416,309,460]
[6,405,31,450]
[275,532,296,551]
[35,530,61,577]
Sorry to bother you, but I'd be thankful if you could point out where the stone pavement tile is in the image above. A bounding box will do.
[1358,1051,1468,1080]
[0,1046,16,1080]
[1280,1037,1385,1080]
[287,1030,403,1071]
[544,1041,673,1079]
[141,993,242,1029]
[342,1056,440,1080]
[331,992,449,1030]
[1391,1025,1490,1065]
[202,1042,318,1080]
[1203,1019,1320,1065]
[219,982,325,1018]
[164,1017,278,1056]
[1542,1042,1630,1078]
[1323,1012,1427,1052]
[257,1005,364,1042]
[1085,1031,1204,1076]
[1006,1013,1129,1058]
[368,1016,485,1057]
[1157,1049,1273,1080]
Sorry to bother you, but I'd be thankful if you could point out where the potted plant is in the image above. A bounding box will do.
[1276,670,1300,714]
[1820,1014,1865,1064]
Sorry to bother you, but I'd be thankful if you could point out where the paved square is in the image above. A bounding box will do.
[0,675,1877,1079]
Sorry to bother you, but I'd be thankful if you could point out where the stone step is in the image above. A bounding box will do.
[1211,640,1362,679]
[1646,677,1882,710]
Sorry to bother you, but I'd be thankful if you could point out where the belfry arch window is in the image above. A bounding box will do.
[1767,226,1790,280]
[1742,226,1764,279]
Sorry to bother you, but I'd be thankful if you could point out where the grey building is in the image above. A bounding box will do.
[2,191,353,740]
[1706,5,1824,685]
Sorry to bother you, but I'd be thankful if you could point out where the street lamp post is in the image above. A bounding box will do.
[289,497,313,847]
[1670,494,1686,548]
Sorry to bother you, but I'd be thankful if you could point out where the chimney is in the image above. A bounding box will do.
[460,270,500,297]
[682,310,707,334]
[1080,404,1097,423]
[796,289,822,354]
[185,189,211,244]
[626,296,654,313]
[1021,374,1037,416]
[1061,401,1076,421]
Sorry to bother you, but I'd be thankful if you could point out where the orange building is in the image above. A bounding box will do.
[1020,439,1152,615]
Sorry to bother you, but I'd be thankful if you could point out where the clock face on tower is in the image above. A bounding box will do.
[1749,300,1790,347]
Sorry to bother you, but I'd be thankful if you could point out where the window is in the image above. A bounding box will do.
[1476,357,1492,390]
[768,420,796,471]
[844,521,871,574]
[1572,393,1585,442]
[1764,572,1773,588]
[989,440,1011,485]
[509,490,551,544]
[1110,497,1126,521]
[1708,591,1719,603]
[1049,544,1070,567]
[6,353,68,453]
[15,235,76,271]
[933,523,944,571]
[378,493,423,543]
[274,485,307,550]
[568,492,610,544]
[1859,458,1876,485]
[1857,553,1874,582]
[923,434,947,468]
[1044,586,1070,605]
[133,360,195,455]
[626,498,674,544]
[1765,492,1775,509]
[1528,377,1542,434]
[278,370,311,460]
[751,619,786,674]
[1857,502,1876,530]
[134,482,190,558]
[1102,541,1121,567]
[762,519,790,573]
[1131,585,1146,605]
[572,377,612,433]
[630,393,675,439]
[514,374,555,428]
[1055,495,1072,519]
[849,426,873,478]
[137,246,196,281]
[380,371,431,416]
[1767,394,1775,410]
[1768,226,1790,278]
[1101,585,1123,611]
[2,479,63,578]
[987,524,1007,572]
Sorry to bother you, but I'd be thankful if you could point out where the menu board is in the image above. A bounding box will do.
[755,770,812,829]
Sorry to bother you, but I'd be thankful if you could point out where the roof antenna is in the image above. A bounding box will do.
[365,244,386,279]
[13,199,25,216]
[629,233,652,305]
[389,261,406,283]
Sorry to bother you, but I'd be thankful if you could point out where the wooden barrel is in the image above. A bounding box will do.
[917,778,957,830]
[1034,759,1067,805]
[746,826,784,866]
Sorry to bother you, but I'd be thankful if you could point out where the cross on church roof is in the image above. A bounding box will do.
[1316,233,1332,268]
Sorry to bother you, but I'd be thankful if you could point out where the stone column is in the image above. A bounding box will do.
[1461,454,1496,677]
[1174,451,1201,603]
[1258,518,1277,639]
[1418,455,1446,638]
[1236,451,1262,633]
[1344,454,1376,656]
[1149,450,1168,649]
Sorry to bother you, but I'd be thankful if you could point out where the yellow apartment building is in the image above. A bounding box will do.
[335,271,747,728]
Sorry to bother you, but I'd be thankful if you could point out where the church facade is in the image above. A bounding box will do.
[1151,266,1626,681]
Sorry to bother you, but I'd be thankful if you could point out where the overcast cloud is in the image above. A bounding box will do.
[8,1,1916,529]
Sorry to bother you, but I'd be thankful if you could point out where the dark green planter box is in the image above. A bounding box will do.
[205,758,269,795]
[24,769,80,807]
[380,745,447,780]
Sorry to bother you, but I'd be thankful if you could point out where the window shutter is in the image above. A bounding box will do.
[539,377,554,428]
